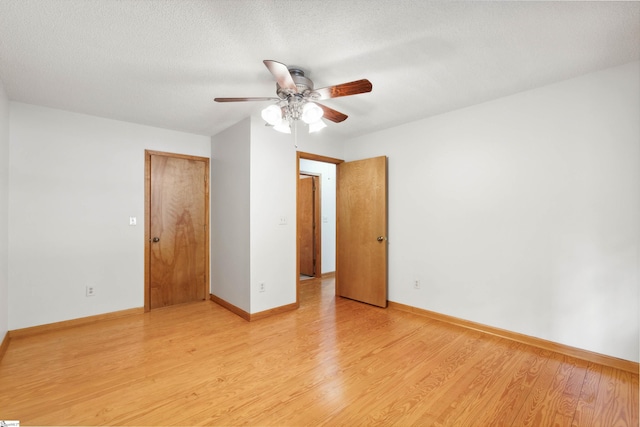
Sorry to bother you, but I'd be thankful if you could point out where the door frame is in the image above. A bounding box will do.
[144,150,210,312]
[298,173,322,278]
[296,151,343,305]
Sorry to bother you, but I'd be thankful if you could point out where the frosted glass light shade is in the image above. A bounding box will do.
[273,121,291,134]
[261,104,282,126]
[301,102,323,124]
[309,119,327,133]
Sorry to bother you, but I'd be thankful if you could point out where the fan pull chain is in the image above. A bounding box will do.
[293,119,298,148]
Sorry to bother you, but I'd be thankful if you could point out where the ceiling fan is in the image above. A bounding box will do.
[214,60,372,133]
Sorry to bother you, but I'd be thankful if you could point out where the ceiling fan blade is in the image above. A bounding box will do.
[314,79,372,100]
[214,97,279,102]
[317,103,348,123]
[263,60,298,93]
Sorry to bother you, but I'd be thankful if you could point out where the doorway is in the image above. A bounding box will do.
[296,152,340,304]
[296,151,388,308]
[144,150,210,311]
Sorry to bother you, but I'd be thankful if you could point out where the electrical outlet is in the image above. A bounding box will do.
[259,283,266,292]
[86,286,96,297]
[413,280,420,290]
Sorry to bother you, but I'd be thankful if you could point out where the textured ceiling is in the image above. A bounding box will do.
[0,0,638,139]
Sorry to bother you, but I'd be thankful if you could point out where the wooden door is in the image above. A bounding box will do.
[336,156,387,307]
[298,174,321,277]
[298,175,315,276]
[146,151,209,310]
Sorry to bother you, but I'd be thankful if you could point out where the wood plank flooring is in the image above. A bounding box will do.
[0,277,637,426]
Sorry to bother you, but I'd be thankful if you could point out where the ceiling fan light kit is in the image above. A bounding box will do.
[215,60,372,135]
[260,96,325,133]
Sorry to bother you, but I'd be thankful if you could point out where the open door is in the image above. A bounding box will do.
[298,174,321,278]
[336,156,388,307]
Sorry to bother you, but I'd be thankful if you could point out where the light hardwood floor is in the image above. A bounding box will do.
[1,277,637,426]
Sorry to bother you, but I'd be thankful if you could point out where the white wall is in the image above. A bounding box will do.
[299,159,336,274]
[345,61,640,362]
[8,103,210,329]
[210,118,251,312]
[294,126,346,161]
[249,117,298,313]
[0,80,9,339]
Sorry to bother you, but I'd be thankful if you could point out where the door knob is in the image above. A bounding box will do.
[152,237,160,242]
[377,236,387,242]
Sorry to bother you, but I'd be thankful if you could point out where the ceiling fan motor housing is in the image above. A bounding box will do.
[277,68,314,98]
